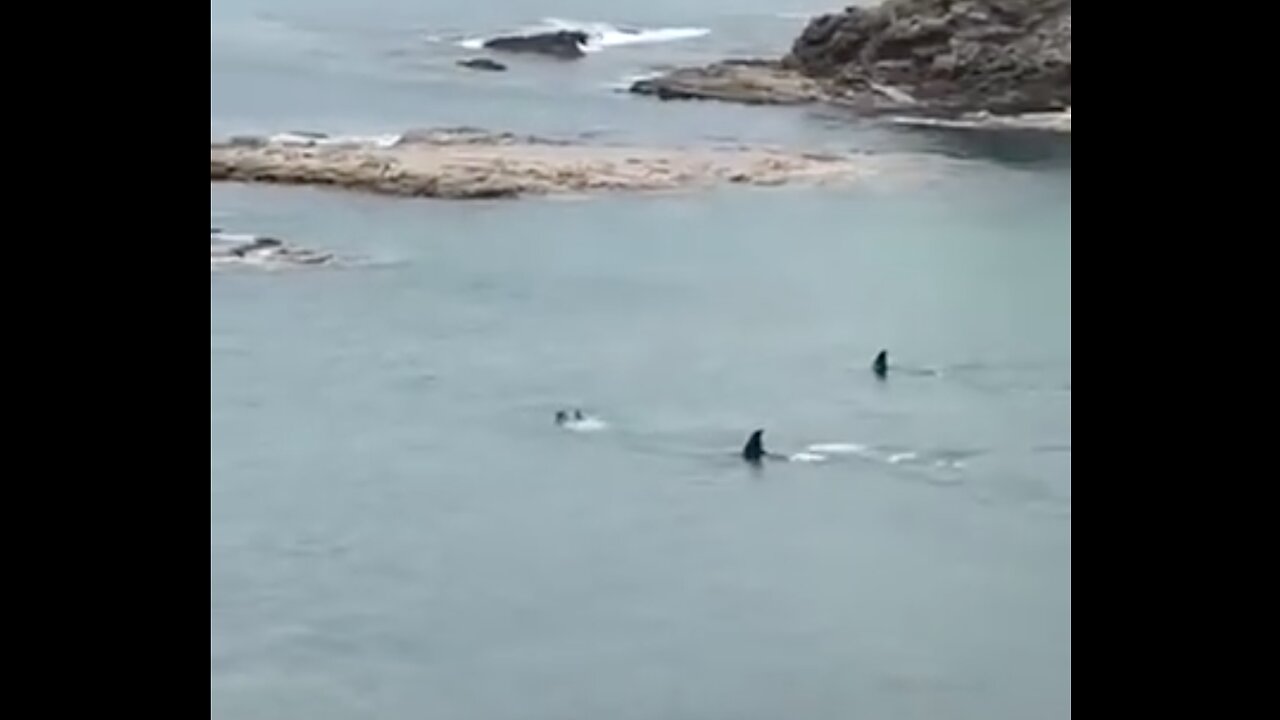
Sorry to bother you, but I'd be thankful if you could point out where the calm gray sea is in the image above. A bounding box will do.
[211,2,1071,719]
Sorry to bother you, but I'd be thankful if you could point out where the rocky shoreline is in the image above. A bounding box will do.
[631,0,1070,128]
[210,128,874,200]
[209,2,1071,208]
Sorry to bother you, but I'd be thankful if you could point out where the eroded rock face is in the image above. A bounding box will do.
[210,230,334,270]
[785,0,1070,114]
[630,1,1069,119]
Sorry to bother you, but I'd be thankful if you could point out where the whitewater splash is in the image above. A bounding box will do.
[562,415,609,433]
[458,18,710,54]
[791,442,975,472]
[266,131,401,149]
[211,229,336,271]
[886,108,1072,134]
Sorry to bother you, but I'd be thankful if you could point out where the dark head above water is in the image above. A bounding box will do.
[554,409,586,426]
[873,350,889,379]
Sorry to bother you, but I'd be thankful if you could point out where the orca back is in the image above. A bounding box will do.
[742,430,766,463]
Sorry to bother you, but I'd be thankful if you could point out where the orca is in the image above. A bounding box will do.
[742,429,787,464]
[872,350,889,379]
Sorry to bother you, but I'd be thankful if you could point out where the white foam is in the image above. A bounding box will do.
[267,132,401,149]
[888,452,920,465]
[788,452,827,463]
[459,19,710,54]
[807,443,867,455]
[210,232,260,246]
[564,416,609,433]
[887,109,1071,133]
[211,230,335,272]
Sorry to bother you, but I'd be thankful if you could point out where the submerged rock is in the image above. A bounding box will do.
[457,58,507,72]
[209,129,874,201]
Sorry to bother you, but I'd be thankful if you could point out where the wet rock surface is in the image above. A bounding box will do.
[631,1,1070,123]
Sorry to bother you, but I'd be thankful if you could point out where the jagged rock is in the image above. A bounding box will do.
[631,0,1070,120]
[482,30,589,59]
[788,0,1070,114]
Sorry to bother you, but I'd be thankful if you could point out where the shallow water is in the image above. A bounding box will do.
[211,2,1071,719]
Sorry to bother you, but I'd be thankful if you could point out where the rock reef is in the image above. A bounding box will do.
[210,128,871,200]
[631,0,1070,123]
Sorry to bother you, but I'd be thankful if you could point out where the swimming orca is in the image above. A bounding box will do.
[872,350,889,379]
[742,429,787,464]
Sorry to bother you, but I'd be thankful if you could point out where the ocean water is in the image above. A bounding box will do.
[211,2,1071,719]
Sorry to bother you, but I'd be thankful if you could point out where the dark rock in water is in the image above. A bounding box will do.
[630,61,827,106]
[457,58,508,72]
[483,30,589,59]
[631,0,1070,118]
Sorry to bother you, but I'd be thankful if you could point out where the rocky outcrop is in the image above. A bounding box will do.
[632,0,1070,120]
[211,230,334,270]
[630,60,826,106]
[788,0,1070,114]
[483,30,590,59]
[210,128,875,200]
